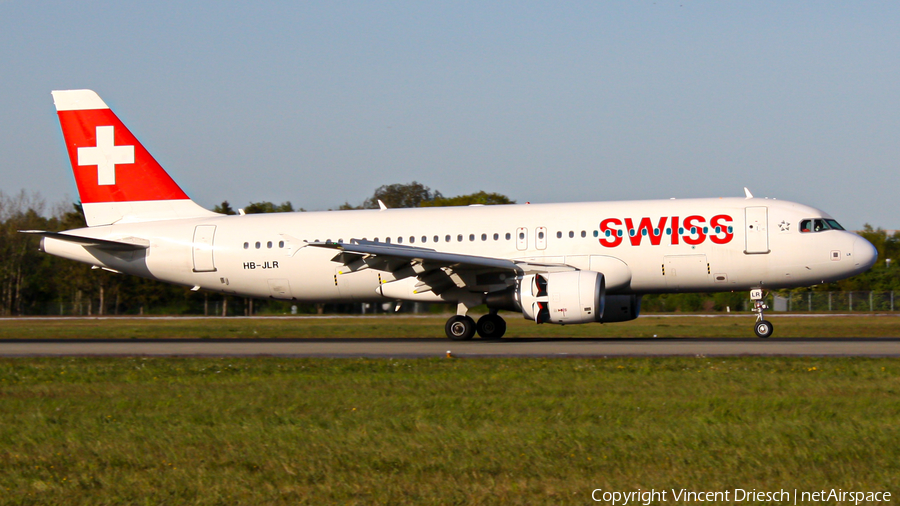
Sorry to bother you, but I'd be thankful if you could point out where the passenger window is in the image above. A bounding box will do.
[458,234,463,242]
[538,231,545,239]
[267,241,273,248]
[278,241,284,248]
[481,233,487,241]
[397,237,403,244]
[243,242,249,249]
[557,231,562,239]
[445,235,451,242]
[581,231,586,238]
[255,241,261,249]
[469,234,475,241]
[409,236,415,243]
[568,231,574,238]
[505,233,511,240]
[433,235,438,242]
[493,233,499,240]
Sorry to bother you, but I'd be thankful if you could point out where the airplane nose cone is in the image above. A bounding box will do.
[853,236,878,271]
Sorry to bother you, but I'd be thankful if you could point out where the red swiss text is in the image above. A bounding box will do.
[599,215,734,248]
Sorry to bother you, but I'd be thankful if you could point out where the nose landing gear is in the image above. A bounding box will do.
[751,289,773,338]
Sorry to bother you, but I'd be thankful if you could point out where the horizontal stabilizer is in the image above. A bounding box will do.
[20,230,149,251]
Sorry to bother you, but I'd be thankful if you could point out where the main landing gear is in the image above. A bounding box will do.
[750,288,774,338]
[445,311,507,340]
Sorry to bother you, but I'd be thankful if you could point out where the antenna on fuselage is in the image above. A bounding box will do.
[743,187,754,199]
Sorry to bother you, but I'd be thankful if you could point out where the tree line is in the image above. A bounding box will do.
[0,184,896,316]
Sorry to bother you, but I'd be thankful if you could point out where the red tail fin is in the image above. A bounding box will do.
[52,90,216,226]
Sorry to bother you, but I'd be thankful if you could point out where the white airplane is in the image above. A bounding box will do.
[25,89,877,339]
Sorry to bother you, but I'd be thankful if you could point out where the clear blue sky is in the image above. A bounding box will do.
[2,1,898,229]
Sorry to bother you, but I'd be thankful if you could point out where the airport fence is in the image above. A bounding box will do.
[771,291,897,312]
[20,291,899,316]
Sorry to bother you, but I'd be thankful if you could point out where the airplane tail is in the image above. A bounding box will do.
[52,89,218,227]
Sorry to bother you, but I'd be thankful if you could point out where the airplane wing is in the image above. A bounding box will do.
[308,239,573,295]
[19,230,150,252]
[312,240,519,271]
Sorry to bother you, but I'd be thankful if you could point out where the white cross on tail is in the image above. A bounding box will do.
[77,125,135,185]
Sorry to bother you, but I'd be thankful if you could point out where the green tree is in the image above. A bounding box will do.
[858,224,900,269]
[422,191,514,207]
[213,201,237,215]
[0,192,52,315]
[362,182,442,209]
[244,201,296,214]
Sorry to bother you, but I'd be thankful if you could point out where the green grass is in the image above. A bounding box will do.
[1,357,899,504]
[0,314,899,339]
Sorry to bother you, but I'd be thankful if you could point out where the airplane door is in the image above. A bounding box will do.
[192,225,217,272]
[536,227,548,250]
[744,207,770,254]
[516,227,528,251]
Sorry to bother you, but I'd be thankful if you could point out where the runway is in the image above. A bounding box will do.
[3,337,900,357]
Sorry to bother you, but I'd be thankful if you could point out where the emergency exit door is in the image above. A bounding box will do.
[192,225,217,272]
[516,227,528,251]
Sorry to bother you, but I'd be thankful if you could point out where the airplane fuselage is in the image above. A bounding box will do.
[42,197,874,303]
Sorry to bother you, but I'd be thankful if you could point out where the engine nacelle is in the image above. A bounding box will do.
[599,294,642,323]
[520,271,605,324]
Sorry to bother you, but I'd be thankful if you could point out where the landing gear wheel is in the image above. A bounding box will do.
[445,315,476,341]
[476,314,507,339]
[754,320,773,338]
[750,289,773,338]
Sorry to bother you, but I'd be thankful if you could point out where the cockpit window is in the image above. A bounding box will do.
[826,219,844,231]
[800,218,844,233]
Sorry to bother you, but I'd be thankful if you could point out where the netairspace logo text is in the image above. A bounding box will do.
[591,488,892,505]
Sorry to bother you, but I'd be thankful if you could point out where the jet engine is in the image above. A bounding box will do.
[600,294,642,323]
[484,271,642,325]
[519,271,605,324]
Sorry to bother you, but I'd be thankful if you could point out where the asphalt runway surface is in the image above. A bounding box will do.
[3,337,900,357]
